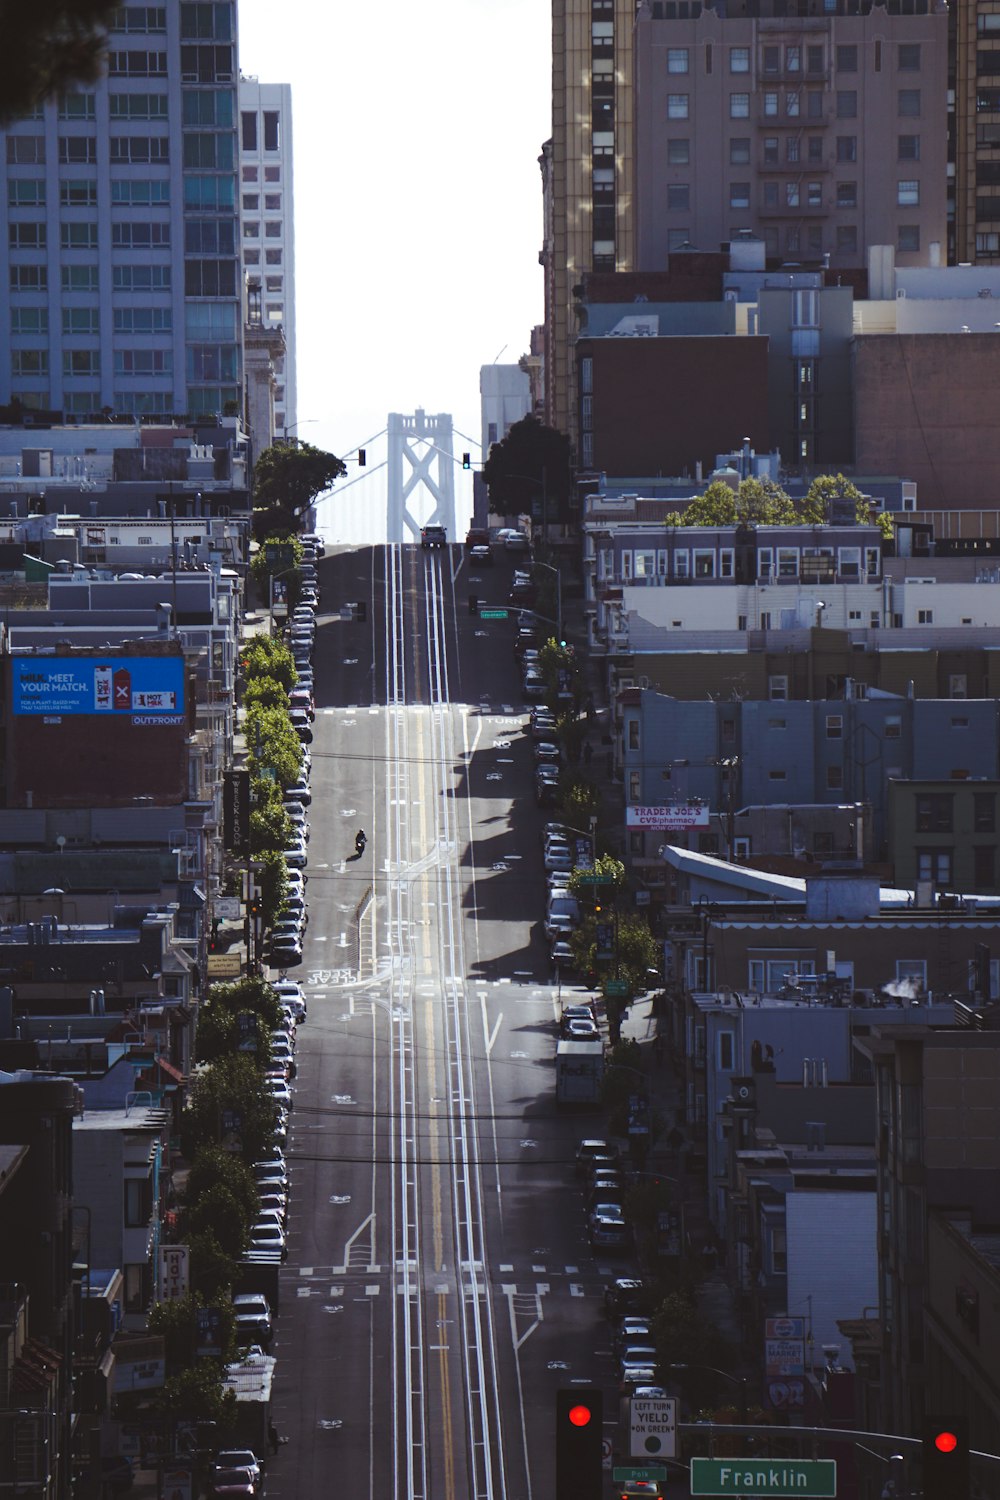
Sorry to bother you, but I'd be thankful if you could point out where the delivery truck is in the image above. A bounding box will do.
[555,1038,604,1107]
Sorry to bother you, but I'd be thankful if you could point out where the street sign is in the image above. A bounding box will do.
[207,953,242,978]
[628,1397,675,1458]
[576,872,612,886]
[479,606,509,620]
[614,1466,667,1483]
[605,979,629,997]
[690,1458,837,1496]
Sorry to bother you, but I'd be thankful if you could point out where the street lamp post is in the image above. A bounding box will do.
[666,1362,749,1423]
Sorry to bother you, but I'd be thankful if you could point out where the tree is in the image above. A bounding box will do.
[148,1291,238,1373]
[0,1,117,125]
[185,1181,251,1261]
[245,703,303,789]
[252,442,346,538]
[561,775,601,825]
[180,1052,281,1165]
[243,675,289,714]
[184,1147,260,1227]
[241,637,297,694]
[257,850,289,932]
[568,854,625,900]
[676,480,738,527]
[185,1229,240,1303]
[737,476,796,525]
[153,1360,238,1431]
[569,911,660,995]
[482,415,573,524]
[250,800,293,858]
[801,472,868,525]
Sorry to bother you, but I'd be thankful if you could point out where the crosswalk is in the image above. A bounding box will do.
[287,1260,620,1300]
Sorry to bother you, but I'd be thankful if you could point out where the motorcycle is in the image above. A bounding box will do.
[355,831,367,856]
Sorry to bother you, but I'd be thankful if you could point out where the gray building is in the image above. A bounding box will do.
[0,1,243,420]
[634,1,948,273]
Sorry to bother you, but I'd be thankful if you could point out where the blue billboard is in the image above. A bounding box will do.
[13,657,186,716]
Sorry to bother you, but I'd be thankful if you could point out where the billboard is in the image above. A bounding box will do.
[626,804,710,830]
[13,656,185,717]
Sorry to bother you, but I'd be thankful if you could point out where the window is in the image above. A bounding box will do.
[807,180,822,206]
[974,793,996,833]
[898,43,921,70]
[826,765,844,790]
[898,224,921,252]
[786,44,801,72]
[668,94,689,119]
[111,179,169,205]
[899,134,920,160]
[263,110,280,150]
[730,182,750,208]
[778,547,800,576]
[264,193,281,211]
[110,90,167,118]
[730,92,750,118]
[761,136,778,164]
[787,91,800,116]
[668,47,689,72]
[694,549,715,578]
[59,90,95,119]
[62,307,98,334]
[917,607,933,624]
[769,675,788,701]
[6,136,45,163]
[916,851,951,884]
[885,715,902,739]
[837,135,858,162]
[110,135,169,162]
[668,138,690,165]
[826,714,843,739]
[107,48,167,74]
[264,165,280,181]
[628,770,641,801]
[974,845,995,888]
[11,307,48,334]
[898,179,920,205]
[627,719,640,751]
[837,181,858,208]
[59,135,97,163]
[63,349,100,376]
[264,249,282,265]
[786,137,800,163]
[837,91,857,118]
[718,1032,735,1070]
[112,221,170,248]
[769,768,787,781]
[11,350,48,377]
[837,44,858,71]
[808,135,824,161]
[730,46,750,73]
[241,110,257,150]
[8,179,45,206]
[726,137,748,165]
[115,307,171,333]
[264,221,282,238]
[764,181,779,208]
[916,794,953,833]
[807,45,824,74]
[948,673,968,700]
[787,181,800,206]
[9,222,46,249]
[763,90,779,117]
[668,183,690,210]
[763,45,780,73]
[114,349,172,376]
[899,89,921,116]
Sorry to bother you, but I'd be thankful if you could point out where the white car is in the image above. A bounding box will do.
[498,527,530,551]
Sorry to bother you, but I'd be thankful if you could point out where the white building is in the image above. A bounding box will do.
[0,3,243,420]
[480,363,531,457]
[238,79,296,437]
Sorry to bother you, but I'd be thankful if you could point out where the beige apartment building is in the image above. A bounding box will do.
[634,1,948,273]
[545,0,637,448]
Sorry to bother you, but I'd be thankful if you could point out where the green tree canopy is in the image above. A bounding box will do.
[153,1358,238,1430]
[0,2,116,125]
[245,702,303,789]
[257,850,289,932]
[184,1181,252,1260]
[567,853,625,900]
[570,910,661,995]
[148,1291,237,1373]
[252,443,346,538]
[243,675,289,714]
[801,472,868,524]
[183,1146,260,1226]
[180,1052,280,1165]
[250,800,293,859]
[483,415,573,523]
[241,637,297,694]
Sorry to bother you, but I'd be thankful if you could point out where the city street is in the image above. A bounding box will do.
[263,544,622,1500]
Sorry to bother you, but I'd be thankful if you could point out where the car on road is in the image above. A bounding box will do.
[560,1001,595,1030]
[564,1016,600,1040]
[544,845,575,874]
[420,524,448,549]
[469,542,492,566]
[550,939,577,970]
[213,1451,262,1489]
[612,1316,654,1356]
[616,1344,660,1379]
[589,1206,630,1250]
[523,670,547,699]
[232,1293,273,1347]
[498,527,530,551]
[604,1277,645,1318]
[534,740,561,765]
[576,1139,619,1176]
[209,1468,258,1497]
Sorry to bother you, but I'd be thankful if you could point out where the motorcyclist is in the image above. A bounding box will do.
[355,829,367,854]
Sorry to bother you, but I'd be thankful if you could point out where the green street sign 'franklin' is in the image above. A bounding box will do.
[690,1458,836,1497]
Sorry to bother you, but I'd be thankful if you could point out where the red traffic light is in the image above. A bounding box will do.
[568,1404,592,1428]
[933,1430,958,1454]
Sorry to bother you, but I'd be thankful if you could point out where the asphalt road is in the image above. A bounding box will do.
[263,544,627,1500]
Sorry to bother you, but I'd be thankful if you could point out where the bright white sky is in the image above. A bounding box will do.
[237,0,551,542]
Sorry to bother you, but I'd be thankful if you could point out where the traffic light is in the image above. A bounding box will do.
[556,1388,602,1500]
[922,1416,969,1500]
[358,448,366,466]
[462,452,471,469]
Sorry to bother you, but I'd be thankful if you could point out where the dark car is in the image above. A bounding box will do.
[469,543,493,566]
[576,1139,618,1176]
[604,1277,647,1318]
[421,524,447,549]
[210,1468,257,1498]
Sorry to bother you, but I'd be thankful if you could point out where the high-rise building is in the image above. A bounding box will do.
[545,0,636,450]
[951,0,1000,264]
[238,78,296,437]
[634,3,948,275]
[0,1,243,421]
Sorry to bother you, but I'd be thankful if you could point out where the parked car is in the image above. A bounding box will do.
[534,741,561,765]
[604,1277,647,1319]
[550,939,577,970]
[589,1204,629,1249]
[561,1001,595,1030]
[576,1139,618,1176]
[250,1220,287,1259]
[564,1016,600,1040]
[232,1293,272,1347]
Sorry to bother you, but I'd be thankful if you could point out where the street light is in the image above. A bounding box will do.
[666,1363,748,1423]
